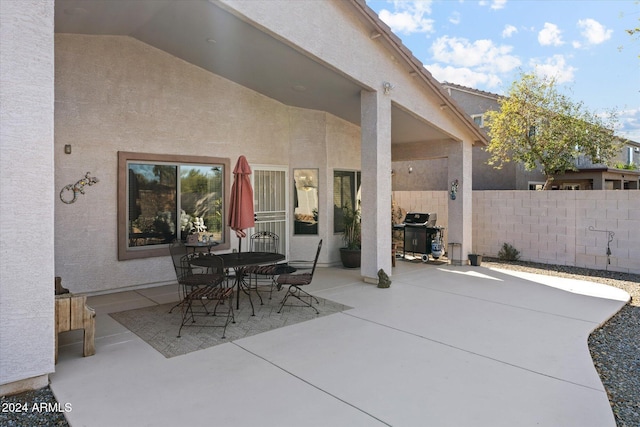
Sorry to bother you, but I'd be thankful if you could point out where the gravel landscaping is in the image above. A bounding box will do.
[2,260,638,427]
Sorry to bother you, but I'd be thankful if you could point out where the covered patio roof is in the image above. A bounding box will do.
[54,0,486,146]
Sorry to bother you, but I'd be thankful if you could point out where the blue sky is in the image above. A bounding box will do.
[365,0,640,141]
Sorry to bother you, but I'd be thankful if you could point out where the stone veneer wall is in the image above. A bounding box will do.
[393,190,640,274]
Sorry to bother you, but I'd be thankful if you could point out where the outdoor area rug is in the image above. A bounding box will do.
[110,292,352,358]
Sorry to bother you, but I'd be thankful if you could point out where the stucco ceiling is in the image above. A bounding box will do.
[55,0,449,144]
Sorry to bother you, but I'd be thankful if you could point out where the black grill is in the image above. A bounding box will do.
[402,212,437,227]
[394,212,443,261]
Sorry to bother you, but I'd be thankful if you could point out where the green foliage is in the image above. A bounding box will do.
[484,72,622,189]
[342,203,361,250]
[615,162,638,170]
[498,243,521,261]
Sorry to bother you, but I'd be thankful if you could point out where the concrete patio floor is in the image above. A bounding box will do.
[51,260,630,427]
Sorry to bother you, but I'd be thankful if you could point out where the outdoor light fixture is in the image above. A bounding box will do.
[382,81,394,95]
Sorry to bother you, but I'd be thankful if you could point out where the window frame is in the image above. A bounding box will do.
[118,151,230,260]
[293,168,319,235]
[471,114,484,128]
[333,169,361,234]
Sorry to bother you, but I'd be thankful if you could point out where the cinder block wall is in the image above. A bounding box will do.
[393,190,640,274]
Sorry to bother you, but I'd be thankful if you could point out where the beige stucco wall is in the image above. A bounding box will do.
[55,34,360,293]
[1,0,55,391]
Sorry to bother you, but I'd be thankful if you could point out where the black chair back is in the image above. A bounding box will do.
[250,231,279,254]
[309,239,323,279]
[169,240,190,281]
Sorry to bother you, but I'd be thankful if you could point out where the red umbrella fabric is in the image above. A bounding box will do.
[228,155,255,251]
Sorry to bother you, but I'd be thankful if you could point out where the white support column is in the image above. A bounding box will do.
[360,89,392,283]
[447,140,473,265]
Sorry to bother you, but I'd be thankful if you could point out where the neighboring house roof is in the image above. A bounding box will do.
[441,82,503,101]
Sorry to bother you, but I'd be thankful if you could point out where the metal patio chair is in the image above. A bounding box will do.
[169,241,234,338]
[276,239,322,314]
[242,231,282,303]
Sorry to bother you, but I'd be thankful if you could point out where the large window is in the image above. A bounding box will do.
[118,152,230,260]
[333,170,361,233]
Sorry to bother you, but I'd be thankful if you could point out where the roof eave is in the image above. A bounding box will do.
[350,0,488,147]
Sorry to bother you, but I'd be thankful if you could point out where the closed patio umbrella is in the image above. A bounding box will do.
[228,155,255,252]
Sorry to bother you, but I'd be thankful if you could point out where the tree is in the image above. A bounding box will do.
[484,72,621,189]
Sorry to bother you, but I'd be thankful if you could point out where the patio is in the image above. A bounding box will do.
[51,261,629,427]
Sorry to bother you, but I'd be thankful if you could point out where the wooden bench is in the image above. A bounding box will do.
[55,293,96,364]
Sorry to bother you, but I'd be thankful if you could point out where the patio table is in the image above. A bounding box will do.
[185,241,219,253]
[190,252,285,315]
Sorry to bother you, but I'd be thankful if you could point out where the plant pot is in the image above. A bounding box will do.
[340,248,361,268]
[468,254,482,266]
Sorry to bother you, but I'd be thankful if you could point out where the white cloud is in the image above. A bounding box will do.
[538,23,564,46]
[616,107,640,142]
[502,25,517,38]
[426,63,503,88]
[529,54,576,83]
[449,11,461,25]
[577,18,612,45]
[490,0,507,10]
[431,36,521,73]
[378,1,435,35]
[479,0,507,10]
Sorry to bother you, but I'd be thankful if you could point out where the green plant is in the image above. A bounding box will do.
[342,203,361,250]
[498,243,521,261]
[614,162,637,170]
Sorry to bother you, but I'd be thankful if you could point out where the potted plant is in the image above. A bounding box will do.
[468,253,482,266]
[339,203,361,268]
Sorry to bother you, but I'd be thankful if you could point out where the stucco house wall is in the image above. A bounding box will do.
[0,0,55,393]
[55,34,363,294]
[392,158,448,191]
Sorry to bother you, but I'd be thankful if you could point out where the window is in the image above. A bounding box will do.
[333,170,361,233]
[293,169,319,235]
[472,114,484,128]
[528,182,545,191]
[118,152,230,260]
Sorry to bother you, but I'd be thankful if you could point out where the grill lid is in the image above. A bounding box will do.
[403,212,435,226]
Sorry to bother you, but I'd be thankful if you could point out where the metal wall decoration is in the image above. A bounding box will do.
[450,179,459,200]
[588,226,615,267]
[60,172,99,204]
